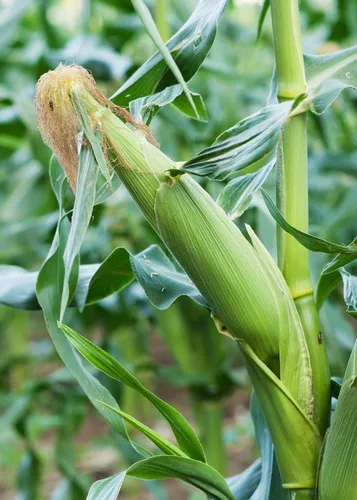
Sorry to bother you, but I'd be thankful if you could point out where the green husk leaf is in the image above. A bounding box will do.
[155,175,282,364]
[71,88,111,184]
[240,341,321,490]
[246,226,313,414]
[60,323,206,462]
[318,342,357,499]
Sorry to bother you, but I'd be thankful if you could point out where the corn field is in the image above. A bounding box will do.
[1,0,357,499]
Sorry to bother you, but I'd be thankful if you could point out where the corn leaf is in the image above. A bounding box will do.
[227,460,261,500]
[127,456,234,500]
[87,471,126,500]
[0,265,39,310]
[181,102,292,180]
[315,250,357,310]
[35,162,148,459]
[111,0,228,105]
[0,0,31,55]
[130,244,207,310]
[316,270,343,311]
[262,189,357,255]
[250,394,287,500]
[129,84,207,124]
[217,160,275,218]
[17,449,41,500]
[340,269,357,317]
[303,45,357,114]
[94,170,122,205]
[0,244,205,312]
[257,0,270,39]
[0,251,133,312]
[131,0,199,119]
[61,323,206,462]
[99,402,187,457]
[88,456,234,500]
[76,247,133,311]
[318,342,357,499]
[60,143,99,321]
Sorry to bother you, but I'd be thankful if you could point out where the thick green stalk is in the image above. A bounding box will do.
[271,0,330,459]
[270,0,306,99]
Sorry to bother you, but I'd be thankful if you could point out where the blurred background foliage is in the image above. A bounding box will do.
[0,0,356,498]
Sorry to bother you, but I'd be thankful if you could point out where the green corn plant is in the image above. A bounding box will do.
[2,0,357,498]
[34,65,320,497]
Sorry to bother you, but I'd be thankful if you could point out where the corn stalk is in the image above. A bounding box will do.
[271,0,331,443]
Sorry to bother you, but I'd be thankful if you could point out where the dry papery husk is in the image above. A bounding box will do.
[34,63,155,190]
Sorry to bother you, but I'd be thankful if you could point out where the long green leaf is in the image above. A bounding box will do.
[36,163,147,459]
[127,455,234,500]
[257,0,270,39]
[129,84,207,124]
[130,244,207,310]
[304,45,357,114]
[111,0,228,105]
[60,323,206,462]
[60,143,99,321]
[88,455,234,500]
[0,244,203,312]
[87,471,126,500]
[0,253,133,312]
[131,0,199,118]
[99,402,187,457]
[262,189,357,255]
[182,103,291,180]
[217,160,275,218]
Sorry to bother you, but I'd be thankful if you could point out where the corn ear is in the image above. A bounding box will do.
[155,175,281,365]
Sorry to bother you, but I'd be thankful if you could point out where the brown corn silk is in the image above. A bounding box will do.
[34,64,154,190]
